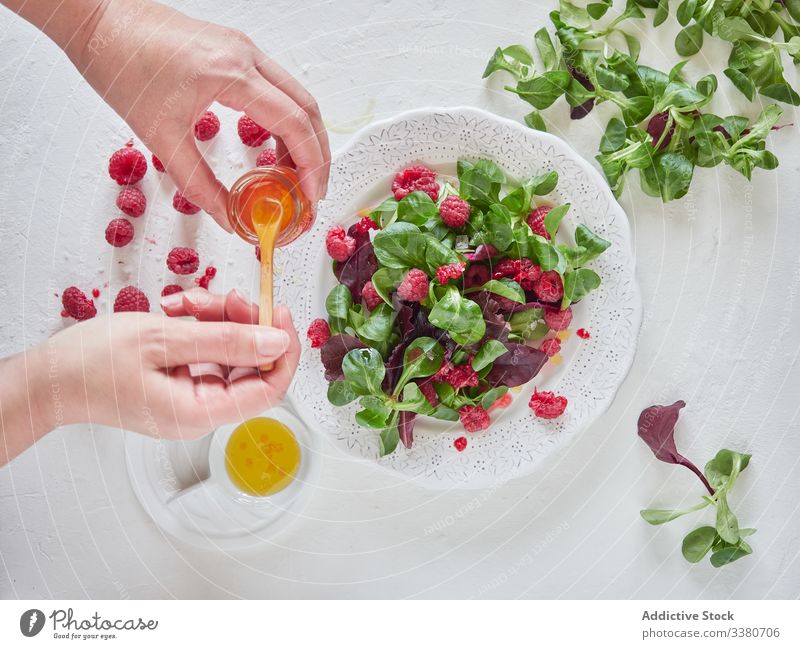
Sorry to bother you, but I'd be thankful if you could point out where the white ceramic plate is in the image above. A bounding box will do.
[278,106,641,489]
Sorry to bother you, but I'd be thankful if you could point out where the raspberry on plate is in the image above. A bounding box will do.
[62,287,97,321]
[528,389,567,419]
[256,148,278,166]
[116,186,146,217]
[459,405,491,432]
[442,363,479,390]
[194,110,220,141]
[161,284,183,297]
[307,319,331,348]
[534,270,564,303]
[439,196,471,228]
[527,205,552,239]
[544,307,572,331]
[539,337,562,357]
[361,280,383,310]
[391,165,439,201]
[151,154,165,172]
[167,247,200,275]
[108,146,147,185]
[237,115,271,147]
[396,268,428,302]
[325,226,356,262]
[173,191,201,215]
[436,262,466,285]
[113,286,150,313]
[464,263,490,288]
[105,218,134,247]
[356,216,379,234]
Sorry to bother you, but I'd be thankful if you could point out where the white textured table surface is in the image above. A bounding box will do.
[1,0,799,599]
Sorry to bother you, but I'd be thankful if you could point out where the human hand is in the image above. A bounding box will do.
[75,0,330,229]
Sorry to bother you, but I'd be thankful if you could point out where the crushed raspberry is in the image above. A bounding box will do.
[307,318,331,348]
[439,195,471,228]
[325,226,357,262]
[534,270,564,303]
[356,216,379,234]
[397,268,428,302]
[61,287,97,321]
[361,280,383,310]
[237,115,271,147]
[454,436,468,452]
[464,263,490,288]
[528,389,568,419]
[108,146,147,185]
[194,266,217,289]
[194,110,220,141]
[488,392,513,413]
[116,186,147,217]
[544,307,572,331]
[256,148,277,166]
[418,381,438,406]
[60,309,68,318]
[161,284,183,297]
[491,258,541,290]
[441,363,479,390]
[540,337,562,357]
[459,405,491,432]
[527,205,552,239]
[167,247,200,275]
[91,288,100,299]
[436,262,466,284]
[113,285,150,313]
[173,191,201,215]
[105,218,134,247]
[391,165,439,201]
[151,154,165,172]
[576,328,591,339]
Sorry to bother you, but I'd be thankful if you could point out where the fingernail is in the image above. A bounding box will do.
[160,293,184,309]
[230,288,249,304]
[254,327,290,357]
[183,290,212,307]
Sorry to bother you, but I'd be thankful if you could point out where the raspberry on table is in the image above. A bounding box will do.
[62,287,97,321]
[391,165,439,201]
[108,146,147,185]
[442,363,479,390]
[396,268,428,302]
[539,337,562,357]
[91,288,101,299]
[237,115,271,147]
[453,436,468,452]
[436,262,466,285]
[527,205,552,239]
[534,270,564,303]
[173,191,201,215]
[325,226,357,262]
[151,154,165,172]
[439,195,471,229]
[167,247,200,275]
[544,307,572,331]
[256,148,278,166]
[161,284,183,297]
[464,263,490,288]
[116,186,147,217]
[361,280,383,310]
[113,286,150,313]
[194,266,217,289]
[307,318,331,348]
[528,388,567,419]
[356,216,379,234]
[194,110,220,141]
[105,218,134,247]
[459,404,491,432]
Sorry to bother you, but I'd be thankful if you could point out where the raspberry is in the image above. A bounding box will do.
[576,328,591,339]
[161,284,183,297]
[396,268,428,302]
[167,247,200,275]
[418,381,438,406]
[492,258,541,290]
[544,307,572,331]
[151,154,165,172]
[391,165,439,201]
[173,191,201,215]
[442,363,479,390]
[307,318,331,348]
[459,405,491,432]
[113,285,150,313]
[256,147,277,166]
[116,186,146,217]
[361,280,383,310]
[237,115,271,147]
[528,389,567,419]
[527,205,552,239]
[91,288,100,299]
[488,392,513,413]
[439,195,471,228]
[325,226,357,262]
[61,287,97,321]
[356,216,379,234]
[194,110,220,141]
[492,258,519,279]
[108,146,147,185]
[464,263,490,288]
[534,270,564,303]
[105,218,134,247]
[454,436,467,452]
[194,266,217,289]
[436,262,466,285]
[540,337,562,357]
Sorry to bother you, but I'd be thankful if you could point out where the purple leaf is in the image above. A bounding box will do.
[399,411,416,449]
[646,111,676,150]
[570,98,595,120]
[637,401,714,495]
[333,224,377,302]
[465,244,497,261]
[484,342,548,387]
[320,334,365,381]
